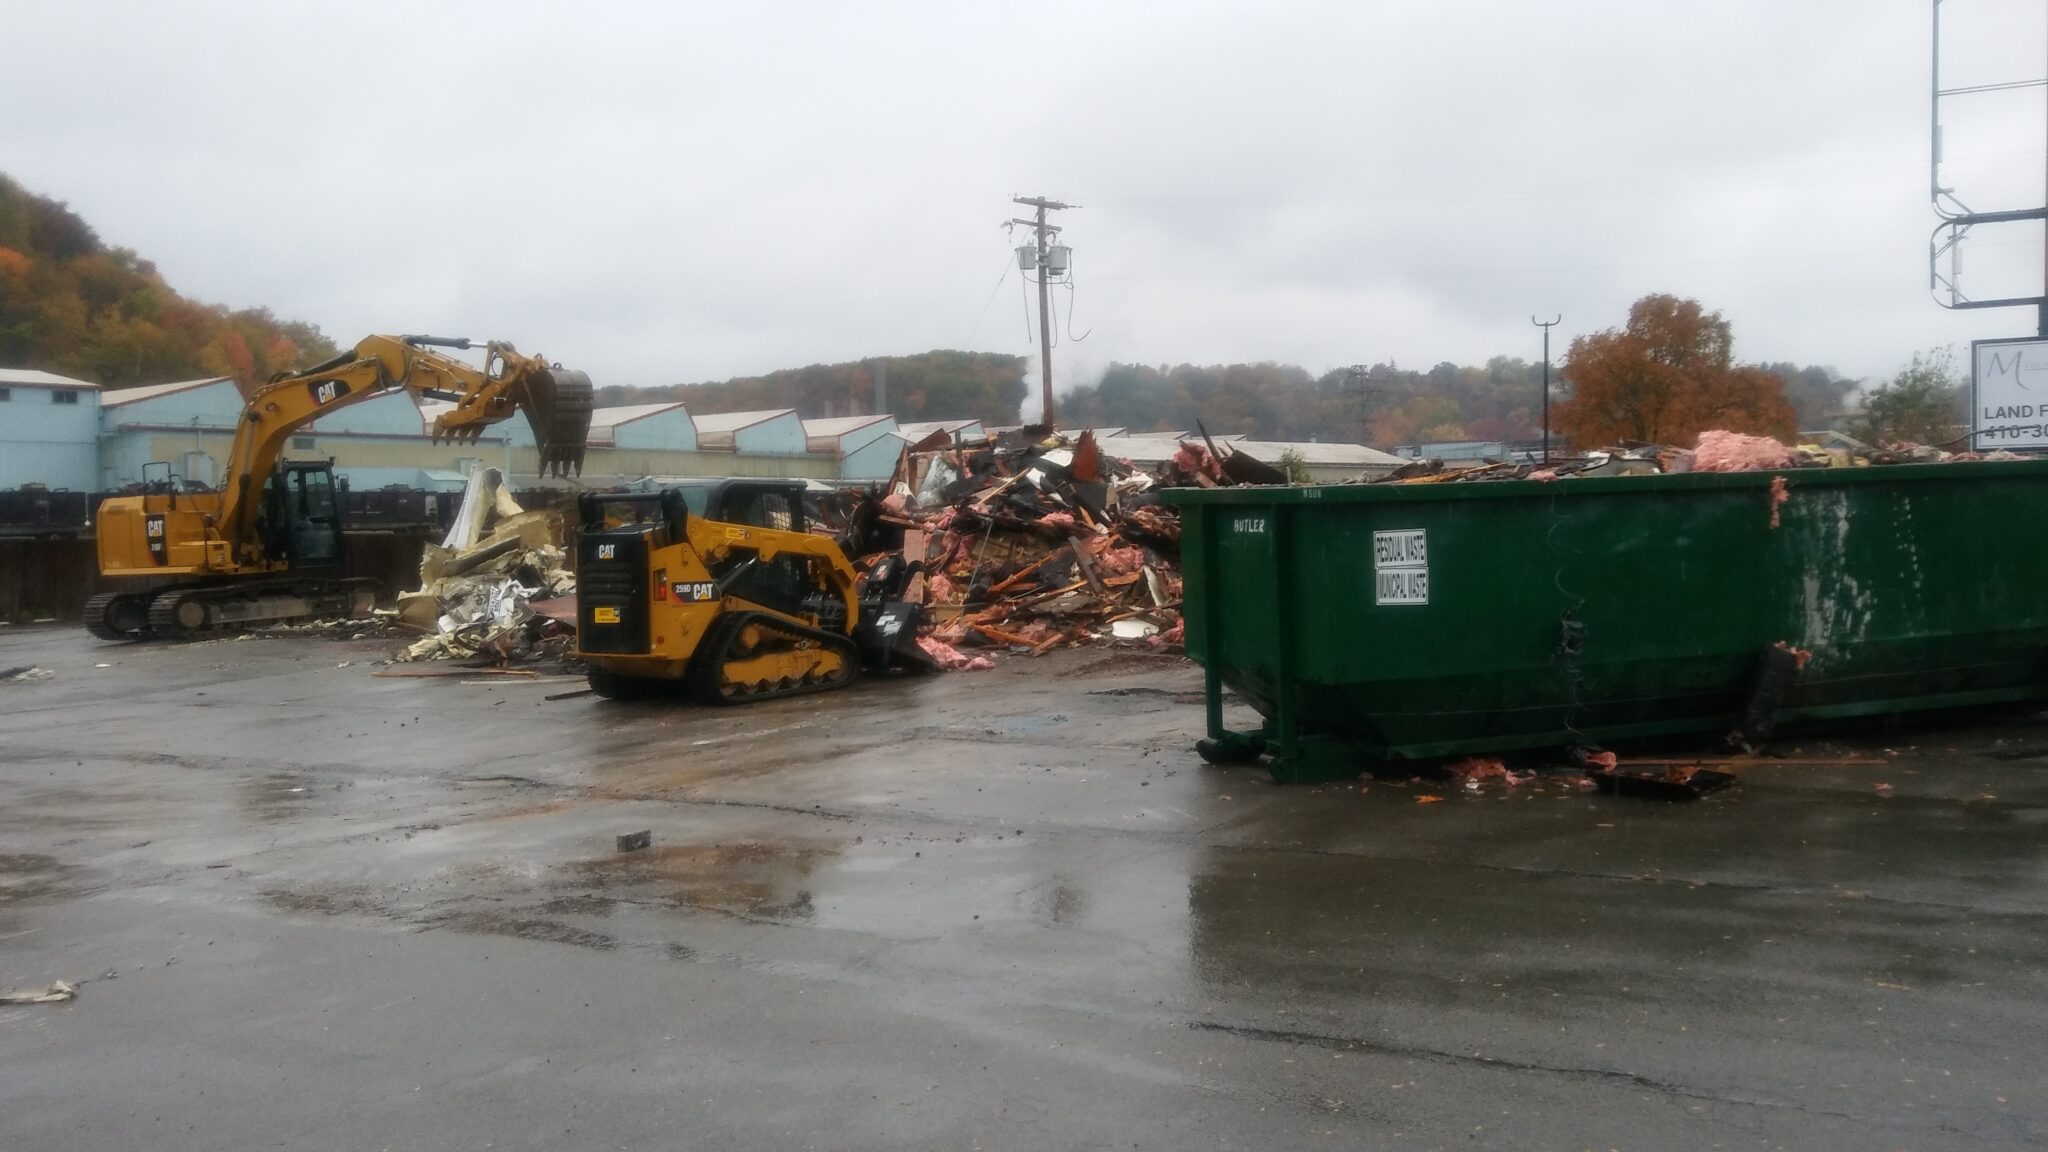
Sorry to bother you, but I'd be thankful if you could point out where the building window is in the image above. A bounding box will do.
[292,436,316,450]
[51,389,80,405]
[0,387,11,401]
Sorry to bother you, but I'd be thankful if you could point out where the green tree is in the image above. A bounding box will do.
[1853,348,1967,446]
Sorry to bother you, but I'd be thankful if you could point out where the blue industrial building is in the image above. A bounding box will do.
[0,368,101,491]
[693,409,808,455]
[1,363,976,493]
[804,416,903,482]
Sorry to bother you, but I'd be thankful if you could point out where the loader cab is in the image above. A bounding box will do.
[256,461,345,569]
[575,480,819,656]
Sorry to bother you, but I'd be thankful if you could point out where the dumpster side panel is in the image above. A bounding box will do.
[1168,461,2048,762]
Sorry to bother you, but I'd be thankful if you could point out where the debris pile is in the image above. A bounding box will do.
[392,466,578,665]
[1380,428,2033,484]
[853,428,1202,666]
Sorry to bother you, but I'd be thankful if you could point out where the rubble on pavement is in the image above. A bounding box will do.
[391,465,579,666]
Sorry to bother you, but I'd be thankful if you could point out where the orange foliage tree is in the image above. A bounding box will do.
[0,173,335,389]
[1554,295,1797,449]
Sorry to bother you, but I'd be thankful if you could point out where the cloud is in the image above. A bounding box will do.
[2,0,2040,399]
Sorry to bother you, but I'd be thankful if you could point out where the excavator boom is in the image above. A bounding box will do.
[86,333,594,641]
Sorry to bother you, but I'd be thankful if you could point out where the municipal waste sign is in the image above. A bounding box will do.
[1972,337,2048,450]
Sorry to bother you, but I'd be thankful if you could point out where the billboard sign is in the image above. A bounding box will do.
[1973,337,2048,451]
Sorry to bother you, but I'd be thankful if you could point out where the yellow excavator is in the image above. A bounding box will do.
[85,334,592,640]
[574,479,931,700]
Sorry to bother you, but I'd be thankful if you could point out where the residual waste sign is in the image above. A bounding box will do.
[1373,529,1428,606]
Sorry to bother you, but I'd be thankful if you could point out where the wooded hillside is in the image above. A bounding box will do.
[0,173,336,390]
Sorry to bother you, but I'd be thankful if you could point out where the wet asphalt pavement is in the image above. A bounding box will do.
[2,625,2045,1150]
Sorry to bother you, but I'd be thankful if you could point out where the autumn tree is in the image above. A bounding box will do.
[1552,295,1797,449]
[0,172,337,389]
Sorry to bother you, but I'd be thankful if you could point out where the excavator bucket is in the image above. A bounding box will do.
[520,367,594,477]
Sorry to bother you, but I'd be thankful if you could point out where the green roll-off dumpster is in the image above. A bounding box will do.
[1165,460,2048,782]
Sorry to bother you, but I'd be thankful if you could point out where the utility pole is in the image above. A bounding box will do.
[1009,195,1073,427]
[1533,315,1561,462]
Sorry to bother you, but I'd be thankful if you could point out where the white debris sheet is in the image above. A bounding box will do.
[393,466,577,663]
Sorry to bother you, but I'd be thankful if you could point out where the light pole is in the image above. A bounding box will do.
[1532,315,1561,461]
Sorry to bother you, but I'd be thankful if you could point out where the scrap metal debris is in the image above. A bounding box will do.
[392,465,578,666]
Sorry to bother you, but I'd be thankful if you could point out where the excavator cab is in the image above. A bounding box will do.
[260,462,346,569]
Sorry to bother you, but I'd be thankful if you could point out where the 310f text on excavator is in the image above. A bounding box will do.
[85,334,593,640]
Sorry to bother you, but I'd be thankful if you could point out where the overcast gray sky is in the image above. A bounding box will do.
[4,0,2046,408]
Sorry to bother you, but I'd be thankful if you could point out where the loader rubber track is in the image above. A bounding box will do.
[688,610,859,705]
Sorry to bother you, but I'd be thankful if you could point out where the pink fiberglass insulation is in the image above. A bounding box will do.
[1693,430,1797,472]
[918,635,994,671]
[1096,546,1148,576]
[1768,475,1789,528]
[1173,442,1225,481]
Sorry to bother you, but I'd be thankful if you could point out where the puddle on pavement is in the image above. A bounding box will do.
[1069,652,1192,677]
[438,910,618,952]
[261,887,398,920]
[565,840,836,922]
[0,853,72,908]
[239,772,321,822]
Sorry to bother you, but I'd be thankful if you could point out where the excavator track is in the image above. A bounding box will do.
[82,591,156,641]
[146,590,203,641]
[143,579,378,641]
[688,611,859,705]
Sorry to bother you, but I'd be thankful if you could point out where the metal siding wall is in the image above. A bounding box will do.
[835,419,898,455]
[102,381,244,427]
[838,434,906,482]
[94,426,841,491]
[0,392,100,488]
[613,410,699,451]
[732,414,807,455]
[510,446,838,483]
[338,467,437,489]
[310,391,424,436]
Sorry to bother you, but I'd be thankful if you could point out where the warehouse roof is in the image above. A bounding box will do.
[99,376,228,406]
[2,368,102,392]
[692,408,795,433]
[898,419,984,442]
[590,402,690,431]
[1228,440,1407,467]
[802,414,893,438]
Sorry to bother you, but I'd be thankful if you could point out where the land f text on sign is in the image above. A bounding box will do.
[1973,337,2048,451]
